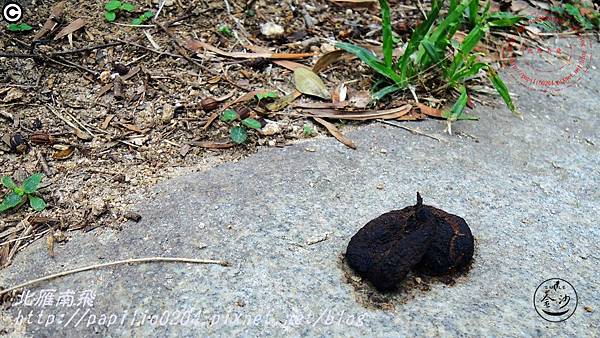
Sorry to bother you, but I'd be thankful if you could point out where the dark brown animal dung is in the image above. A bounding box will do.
[345,193,474,291]
[414,206,474,276]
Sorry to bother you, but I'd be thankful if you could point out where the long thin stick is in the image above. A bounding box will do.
[0,257,230,297]
[378,119,443,142]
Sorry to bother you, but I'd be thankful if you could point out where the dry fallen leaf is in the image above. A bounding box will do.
[348,90,371,109]
[313,50,348,73]
[266,91,303,112]
[303,104,412,121]
[54,18,86,40]
[417,103,444,118]
[329,0,377,8]
[332,83,348,106]
[193,141,235,149]
[187,40,315,59]
[2,88,24,103]
[314,117,356,149]
[46,234,55,257]
[294,68,331,100]
[273,60,310,71]
[120,123,144,133]
[52,146,74,160]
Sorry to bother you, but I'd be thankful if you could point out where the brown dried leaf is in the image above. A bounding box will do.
[417,103,444,118]
[46,234,55,257]
[329,0,377,8]
[193,141,235,149]
[54,18,86,40]
[273,60,309,71]
[314,117,356,149]
[303,104,412,121]
[313,50,348,73]
[100,115,114,130]
[266,91,302,112]
[52,146,74,160]
[348,90,371,109]
[331,83,347,106]
[187,40,315,59]
[120,123,144,133]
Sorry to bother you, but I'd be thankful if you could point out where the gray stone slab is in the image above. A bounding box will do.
[1,41,599,337]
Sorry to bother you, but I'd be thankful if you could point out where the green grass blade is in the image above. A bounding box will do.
[422,40,441,64]
[399,0,442,78]
[487,12,525,27]
[336,42,404,85]
[443,85,469,121]
[379,0,394,68]
[468,0,480,26]
[429,0,470,45]
[451,62,488,83]
[447,24,487,79]
[450,0,458,12]
[487,67,520,117]
[372,84,402,101]
[460,24,487,56]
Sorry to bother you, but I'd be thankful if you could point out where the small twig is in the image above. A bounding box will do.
[36,150,52,177]
[46,105,78,131]
[377,119,443,142]
[155,0,168,20]
[49,42,123,56]
[0,111,14,121]
[4,219,32,268]
[0,257,230,297]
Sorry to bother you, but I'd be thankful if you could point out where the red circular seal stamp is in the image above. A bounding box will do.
[500,15,593,93]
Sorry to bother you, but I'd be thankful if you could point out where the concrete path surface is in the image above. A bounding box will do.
[1,42,599,337]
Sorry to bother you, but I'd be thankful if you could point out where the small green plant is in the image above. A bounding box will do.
[550,0,599,30]
[0,173,46,213]
[104,1,136,22]
[7,23,33,32]
[303,124,315,137]
[218,24,234,38]
[255,91,278,102]
[336,0,523,123]
[220,110,262,144]
[132,11,154,25]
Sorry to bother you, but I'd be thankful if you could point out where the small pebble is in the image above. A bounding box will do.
[261,22,284,38]
[124,211,142,222]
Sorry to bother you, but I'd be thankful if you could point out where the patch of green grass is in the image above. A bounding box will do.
[336,0,524,124]
[0,173,47,214]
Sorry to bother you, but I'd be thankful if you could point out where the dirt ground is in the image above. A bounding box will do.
[0,0,587,268]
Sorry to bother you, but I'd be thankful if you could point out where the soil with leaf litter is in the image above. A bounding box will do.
[0,0,575,270]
